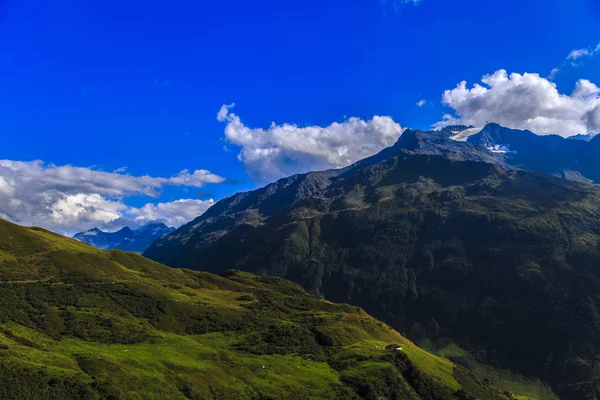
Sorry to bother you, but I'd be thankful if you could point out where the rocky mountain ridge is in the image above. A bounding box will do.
[73,223,175,253]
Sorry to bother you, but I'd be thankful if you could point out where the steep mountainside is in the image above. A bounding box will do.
[146,148,600,399]
[0,218,510,400]
[73,223,175,252]
[143,128,505,269]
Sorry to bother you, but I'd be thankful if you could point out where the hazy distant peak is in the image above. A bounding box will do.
[73,223,175,252]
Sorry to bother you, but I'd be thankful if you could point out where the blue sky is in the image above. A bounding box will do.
[1,0,600,233]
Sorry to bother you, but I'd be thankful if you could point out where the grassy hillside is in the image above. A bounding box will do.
[0,218,511,399]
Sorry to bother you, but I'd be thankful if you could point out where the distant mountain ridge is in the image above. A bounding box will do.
[374,122,600,184]
[73,223,174,252]
[465,123,600,183]
[568,132,599,141]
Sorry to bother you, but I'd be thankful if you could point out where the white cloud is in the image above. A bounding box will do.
[416,99,427,107]
[50,194,128,231]
[168,169,225,186]
[567,48,591,60]
[217,103,235,122]
[218,104,404,182]
[129,199,215,228]
[0,176,15,197]
[0,160,223,198]
[548,67,560,80]
[0,161,224,234]
[550,41,600,79]
[573,80,600,98]
[434,69,600,136]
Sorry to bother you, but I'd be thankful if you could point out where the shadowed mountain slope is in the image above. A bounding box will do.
[146,144,600,399]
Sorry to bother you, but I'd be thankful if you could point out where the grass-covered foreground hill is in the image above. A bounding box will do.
[0,219,510,400]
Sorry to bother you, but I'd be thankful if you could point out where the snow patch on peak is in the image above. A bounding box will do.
[449,127,481,142]
[487,144,517,154]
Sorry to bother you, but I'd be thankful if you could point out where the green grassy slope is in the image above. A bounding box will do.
[0,219,509,400]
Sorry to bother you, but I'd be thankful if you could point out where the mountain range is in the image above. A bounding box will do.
[0,218,512,399]
[73,223,175,253]
[567,133,598,142]
[466,123,600,183]
[145,123,600,400]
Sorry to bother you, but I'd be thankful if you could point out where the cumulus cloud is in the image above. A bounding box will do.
[0,160,223,197]
[129,199,215,228]
[49,194,128,232]
[0,160,224,234]
[573,79,600,98]
[217,104,404,182]
[434,69,600,136]
[416,99,428,107]
[0,176,16,197]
